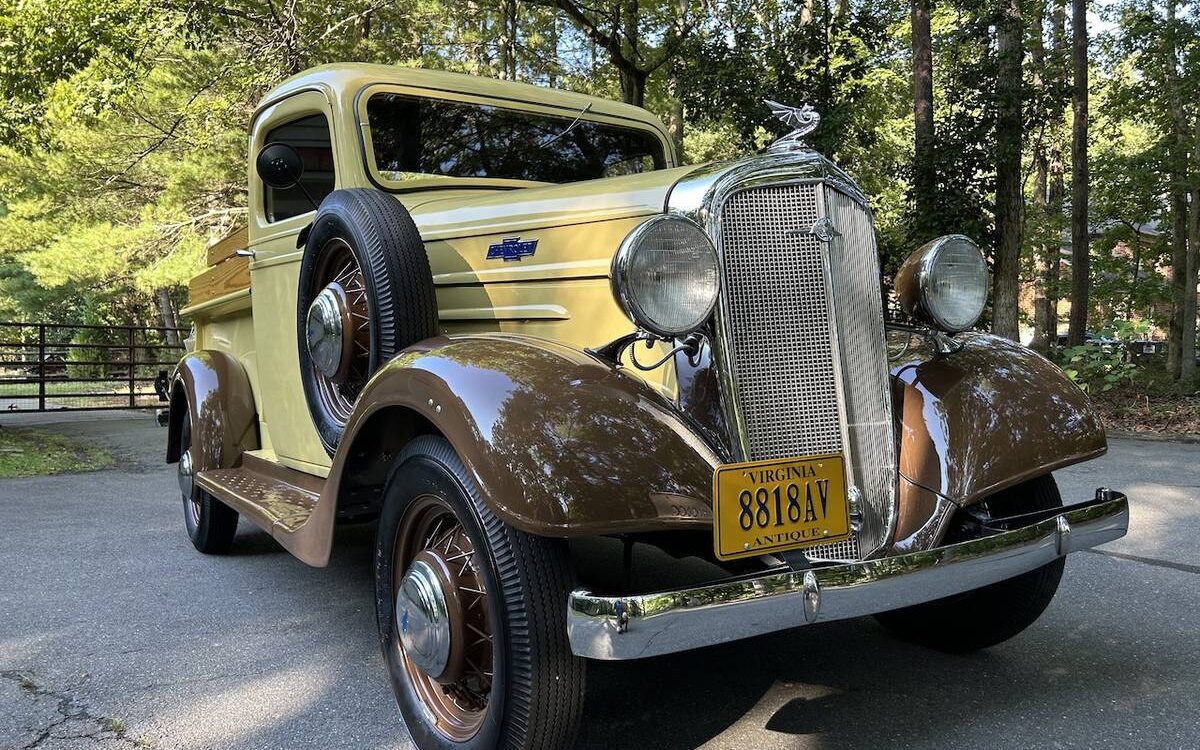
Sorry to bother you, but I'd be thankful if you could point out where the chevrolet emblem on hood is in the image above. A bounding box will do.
[487,237,538,262]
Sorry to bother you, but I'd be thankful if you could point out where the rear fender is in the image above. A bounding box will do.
[327,334,722,536]
[893,332,1106,507]
[166,351,259,471]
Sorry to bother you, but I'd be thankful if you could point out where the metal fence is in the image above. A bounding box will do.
[0,322,186,413]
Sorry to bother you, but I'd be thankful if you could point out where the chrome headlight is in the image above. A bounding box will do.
[895,234,988,333]
[612,215,720,338]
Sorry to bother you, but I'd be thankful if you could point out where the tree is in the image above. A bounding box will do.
[1046,0,1068,348]
[993,0,1024,341]
[912,0,935,228]
[530,0,704,107]
[1066,0,1089,347]
[1028,0,1053,352]
[0,0,1194,370]
[1185,116,1199,381]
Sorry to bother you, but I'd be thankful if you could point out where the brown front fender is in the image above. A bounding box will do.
[893,332,1106,507]
[166,350,259,471]
[327,334,722,536]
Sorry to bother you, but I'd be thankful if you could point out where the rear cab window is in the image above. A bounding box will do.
[362,92,667,188]
[263,113,337,222]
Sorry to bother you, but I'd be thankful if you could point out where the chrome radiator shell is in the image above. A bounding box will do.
[667,152,898,559]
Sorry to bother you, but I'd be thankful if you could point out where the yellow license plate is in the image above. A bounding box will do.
[712,453,851,561]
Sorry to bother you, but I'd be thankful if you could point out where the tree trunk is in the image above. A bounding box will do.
[666,0,687,158]
[1128,229,1141,320]
[993,0,1024,341]
[667,65,684,159]
[1030,0,1051,354]
[1066,0,1089,347]
[912,0,935,230]
[547,16,559,86]
[1044,0,1067,349]
[617,0,645,106]
[618,68,646,107]
[155,288,180,347]
[466,1,486,75]
[498,0,518,80]
[1183,117,1200,383]
[1165,0,1190,378]
[1169,196,1189,376]
[801,0,815,26]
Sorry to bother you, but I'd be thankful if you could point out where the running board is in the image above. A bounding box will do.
[196,453,324,539]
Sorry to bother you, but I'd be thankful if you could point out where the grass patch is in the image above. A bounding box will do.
[0,427,113,478]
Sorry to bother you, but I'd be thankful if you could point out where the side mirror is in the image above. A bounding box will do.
[256,142,305,189]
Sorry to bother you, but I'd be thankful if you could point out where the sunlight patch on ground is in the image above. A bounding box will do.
[698,680,841,750]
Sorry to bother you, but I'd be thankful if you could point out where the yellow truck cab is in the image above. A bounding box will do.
[168,63,1128,750]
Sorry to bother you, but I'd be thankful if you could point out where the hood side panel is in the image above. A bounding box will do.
[407,166,695,241]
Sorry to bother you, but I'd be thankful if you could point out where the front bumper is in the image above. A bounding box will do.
[567,489,1128,660]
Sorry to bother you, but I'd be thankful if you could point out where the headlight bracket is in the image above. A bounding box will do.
[586,330,707,371]
[886,321,965,358]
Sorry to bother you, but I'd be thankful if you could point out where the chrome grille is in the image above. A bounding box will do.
[802,534,860,563]
[825,190,898,556]
[719,183,842,459]
[715,181,896,559]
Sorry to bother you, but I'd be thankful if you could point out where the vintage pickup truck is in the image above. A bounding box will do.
[168,63,1129,750]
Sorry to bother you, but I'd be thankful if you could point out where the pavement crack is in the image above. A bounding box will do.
[2,669,149,748]
[1085,548,1200,575]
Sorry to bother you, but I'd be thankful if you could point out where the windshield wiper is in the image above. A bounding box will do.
[538,102,593,147]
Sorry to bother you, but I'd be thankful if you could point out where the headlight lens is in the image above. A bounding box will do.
[612,216,720,338]
[896,234,988,333]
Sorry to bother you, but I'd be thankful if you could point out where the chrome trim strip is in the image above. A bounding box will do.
[666,150,871,219]
[567,492,1129,660]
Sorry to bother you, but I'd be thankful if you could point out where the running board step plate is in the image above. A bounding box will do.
[195,454,322,536]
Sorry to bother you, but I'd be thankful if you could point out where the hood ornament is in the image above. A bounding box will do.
[765,100,820,153]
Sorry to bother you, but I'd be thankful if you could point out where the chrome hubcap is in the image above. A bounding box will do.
[306,285,347,379]
[397,559,451,678]
[178,449,194,499]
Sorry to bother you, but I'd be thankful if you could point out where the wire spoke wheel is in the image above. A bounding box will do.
[306,237,371,424]
[377,437,584,750]
[296,189,438,454]
[393,495,494,742]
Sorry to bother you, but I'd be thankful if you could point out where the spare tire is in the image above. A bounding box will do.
[297,188,438,454]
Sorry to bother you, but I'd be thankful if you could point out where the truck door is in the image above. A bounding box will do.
[247,91,339,472]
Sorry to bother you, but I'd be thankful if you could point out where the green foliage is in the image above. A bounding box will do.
[1058,320,1150,393]
[1060,343,1136,394]
[0,0,1192,357]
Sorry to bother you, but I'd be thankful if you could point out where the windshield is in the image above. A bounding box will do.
[365,92,667,185]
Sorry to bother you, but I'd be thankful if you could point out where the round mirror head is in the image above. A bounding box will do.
[255,142,304,189]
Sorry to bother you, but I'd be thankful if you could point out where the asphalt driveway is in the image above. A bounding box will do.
[1,412,1197,749]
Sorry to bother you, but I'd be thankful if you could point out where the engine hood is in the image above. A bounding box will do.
[404,166,700,242]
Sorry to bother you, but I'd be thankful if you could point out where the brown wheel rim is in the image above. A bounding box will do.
[393,496,494,741]
[308,238,370,423]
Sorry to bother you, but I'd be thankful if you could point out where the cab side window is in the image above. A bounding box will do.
[263,113,335,222]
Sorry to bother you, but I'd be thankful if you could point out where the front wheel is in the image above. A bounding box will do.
[874,473,1066,653]
[375,436,584,750]
[178,406,238,554]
